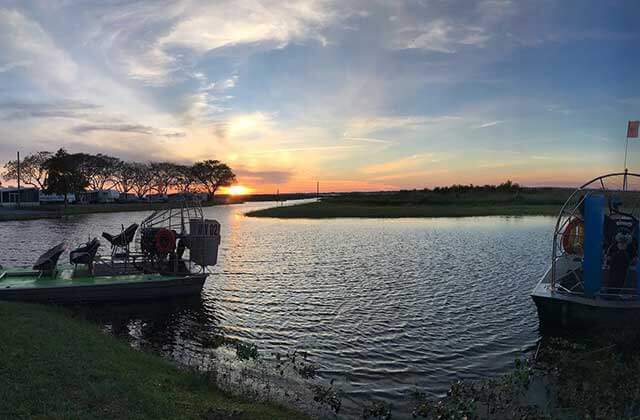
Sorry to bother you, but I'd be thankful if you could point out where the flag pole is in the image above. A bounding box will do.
[624,135,629,191]
[625,136,629,172]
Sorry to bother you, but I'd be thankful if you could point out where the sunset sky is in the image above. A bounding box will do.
[0,0,639,193]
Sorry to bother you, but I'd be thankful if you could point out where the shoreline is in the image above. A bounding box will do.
[0,201,225,222]
[0,302,305,420]
[245,201,560,219]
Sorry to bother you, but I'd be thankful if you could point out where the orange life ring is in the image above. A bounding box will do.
[155,229,176,254]
[562,218,584,255]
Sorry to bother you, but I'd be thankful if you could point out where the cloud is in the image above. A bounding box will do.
[0,99,100,120]
[360,153,438,175]
[343,137,392,145]
[476,120,504,128]
[71,123,155,135]
[235,168,293,185]
[88,0,337,85]
[0,8,77,88]
[345,115,462,137]
[70,123,185,139]
[158,0,333,52]
[397,20,490,53]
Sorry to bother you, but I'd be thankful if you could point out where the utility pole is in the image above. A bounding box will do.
[16,151,20,209]
[316,181,319,201]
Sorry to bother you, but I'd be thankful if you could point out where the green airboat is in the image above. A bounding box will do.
[0,203,220,304]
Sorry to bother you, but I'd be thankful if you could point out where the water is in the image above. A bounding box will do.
[0,201,554,417]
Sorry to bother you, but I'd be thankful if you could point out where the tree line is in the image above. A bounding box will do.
[430,180,521,194]
[2,149,236,204]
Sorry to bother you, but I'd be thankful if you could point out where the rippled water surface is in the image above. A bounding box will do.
[0,201,554,417]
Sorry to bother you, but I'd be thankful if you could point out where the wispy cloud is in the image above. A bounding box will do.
[397,20,490,53]
[0,99,99,120]
[360,153,438,175]
[0,8,77,87]
[71,123,185,139]
[345,115,462,137]
[343,136,392,145]
[235,168,293,185]
[476,120,504,128]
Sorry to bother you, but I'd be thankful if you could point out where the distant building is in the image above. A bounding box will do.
[147,193,168,203]
[78,189,120,204]
[117,192,138,202]
[168,192,209,202]
[40,193,76,204]
[0,187,40,207]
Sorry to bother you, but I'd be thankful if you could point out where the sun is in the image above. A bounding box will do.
[226,185,251,196]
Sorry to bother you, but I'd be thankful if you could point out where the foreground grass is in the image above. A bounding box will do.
[246,201,560,219]
[0,302,304,420]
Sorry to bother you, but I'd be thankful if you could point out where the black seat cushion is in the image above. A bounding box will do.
[70,238,100,265]
[102,223,138,247]
[33,243,66,272]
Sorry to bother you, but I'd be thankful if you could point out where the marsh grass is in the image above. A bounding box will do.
[246,201,560,219]
[247,187,570,218]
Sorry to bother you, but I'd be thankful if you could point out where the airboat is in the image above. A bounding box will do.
[532,171,640,328]
[0,202,220,304]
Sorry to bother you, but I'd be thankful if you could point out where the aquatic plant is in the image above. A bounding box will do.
[235,342,259,360]
[410,332,640,419]
[362,400,393,419]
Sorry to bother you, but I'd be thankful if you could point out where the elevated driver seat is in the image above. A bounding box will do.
[70,238,101,269]
[102,223,139,249]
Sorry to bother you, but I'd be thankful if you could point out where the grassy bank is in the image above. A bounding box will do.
[246,201,561,219]
[0,302,304,420]
[0,201,225,222]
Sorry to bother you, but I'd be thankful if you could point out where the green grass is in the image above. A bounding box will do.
[0,202,222,222]
[0,302,305,420]
[245,201,560,219]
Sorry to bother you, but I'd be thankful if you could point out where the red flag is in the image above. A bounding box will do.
[628,120,639,138]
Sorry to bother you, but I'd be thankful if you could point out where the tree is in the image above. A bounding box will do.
[112,161,137,195]
[130,162,154,198]
[192,160,236,199]
[3,151,51,189]
[80,153,121,191]
[172,164,198,193]
[43,149,89,206]
[150,162,177,195]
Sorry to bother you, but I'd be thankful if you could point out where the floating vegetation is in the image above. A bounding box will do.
[410,332,640,419]
[171,335,342,418]
[274,350,319,379]
[235,342,258,360]
[310,383,342,415]
[362,400,393,420]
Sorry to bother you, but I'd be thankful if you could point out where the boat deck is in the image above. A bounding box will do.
[0,267,174,290]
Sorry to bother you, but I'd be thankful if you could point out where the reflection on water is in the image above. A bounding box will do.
[0,201,554,418]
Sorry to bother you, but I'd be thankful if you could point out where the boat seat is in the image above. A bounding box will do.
[102,223,138,248]
[33,243,66,275]
[70,238,101,266]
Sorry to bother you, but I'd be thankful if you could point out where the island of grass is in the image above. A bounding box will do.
[0,302,304,420]
[246,182,571,219]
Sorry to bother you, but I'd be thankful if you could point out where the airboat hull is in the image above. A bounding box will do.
[0,271,207,304]
[532,276,640,329]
